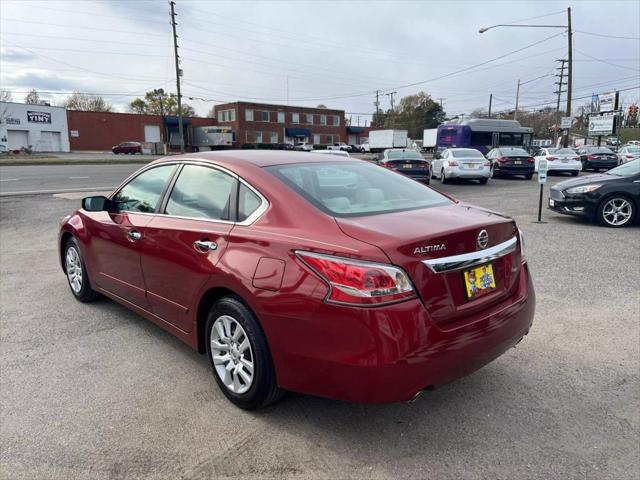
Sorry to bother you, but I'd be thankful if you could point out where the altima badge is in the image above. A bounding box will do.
[413,244,447,255]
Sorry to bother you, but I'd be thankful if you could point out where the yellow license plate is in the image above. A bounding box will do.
[463,263,496,300]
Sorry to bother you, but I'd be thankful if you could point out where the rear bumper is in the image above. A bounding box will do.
[446,166,491,179]
[270,262,535,404]
[494,165,534,176]
[584,159,617,170]
[546,162,581,172]
[401,169,431,180]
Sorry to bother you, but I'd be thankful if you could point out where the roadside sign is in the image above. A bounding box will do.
[538,159,548,184]
[560,117,573,129]
[588,114,616,136]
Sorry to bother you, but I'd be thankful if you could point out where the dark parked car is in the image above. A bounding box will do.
[379,148,431,183]
[59,151,534,409]
[486,147,535,179]
[112,142,143,155]
[549,159,640,228]
[576,146,618,172]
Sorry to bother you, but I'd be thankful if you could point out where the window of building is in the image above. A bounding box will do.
[255,131,263,143]
[270,132,278,143]
[260,111,269,122]
[325,135,339,144]
[313,134,320,144]
[277,112,285,123]
[245,109,254,121]
[113,165,176,213]
[333,115,340,126]
[237,183,262,223]
[217,109,236,122]
[292,113,299,124]
[165,165,235,221]
[320,115,326,125]
[306,114,313,125]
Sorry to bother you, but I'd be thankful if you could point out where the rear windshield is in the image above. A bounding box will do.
[588,147,614,154]
[451,149,484,158]
[387,150,423,160]
[499,147,529,156]
[266,161,451,217]
[556,148,575,155]
[627,147,640,153]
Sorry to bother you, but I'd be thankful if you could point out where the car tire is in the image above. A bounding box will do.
[491,165,499,178]
[571,171,579,177]
[581,161,588,171]
[479,178,488,185]
[525,174,533,180]
[440,169,448,184]
[596,196,636,228]
[64,237,100,302]
[205,296,284,409]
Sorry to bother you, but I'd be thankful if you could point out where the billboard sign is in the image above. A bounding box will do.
[588,114,616,136]
[26,111,52,124]
[590,92,618,113]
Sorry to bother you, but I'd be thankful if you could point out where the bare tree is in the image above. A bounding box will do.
[0,90,12,103]
[63,92,113,112]
[24,89,40,105]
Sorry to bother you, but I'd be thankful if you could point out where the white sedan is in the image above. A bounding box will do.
[533,147,581,176]
[431,148,491,184]
[617,145,640,164]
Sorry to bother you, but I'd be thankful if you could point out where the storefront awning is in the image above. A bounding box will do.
[346,126,365,134]
[285,127,311,137]
[163,116,191,126]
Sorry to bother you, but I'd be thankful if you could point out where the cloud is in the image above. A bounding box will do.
[1,48,38,64]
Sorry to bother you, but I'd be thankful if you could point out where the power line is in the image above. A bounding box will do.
[575,30,640,40]
[0,18,166,37]
[574,49,640,72]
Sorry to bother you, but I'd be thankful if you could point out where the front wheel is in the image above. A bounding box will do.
[597,196,635,228]
[64,237,100,302]
[571,171,579,177]
[205,296,283,409]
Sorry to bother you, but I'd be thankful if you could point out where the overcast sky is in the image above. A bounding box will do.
[1,0,638,122]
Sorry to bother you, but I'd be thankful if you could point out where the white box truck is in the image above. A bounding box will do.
[423,128,438,152]
[369,129,408,152]
[192,126,233,151]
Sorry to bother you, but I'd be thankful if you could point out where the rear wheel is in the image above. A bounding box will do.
[571,171,579,177]
[440,169,448,184]
[581,160,588,171]
[205,296,283,409]
[479,177,488,185]
[525,173,533,180]
[597,196,635,228]
[491,165,499,178]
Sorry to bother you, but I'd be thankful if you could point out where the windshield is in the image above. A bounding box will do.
[451,149,483,158]
[266,161,451,217]
[607,159,640,177]
[387,150,423,160]
[500,147,529,156]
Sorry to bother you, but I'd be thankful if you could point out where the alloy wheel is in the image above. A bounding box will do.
[602,198,633,226]
[210,315,254,394]
[65,246,83,293]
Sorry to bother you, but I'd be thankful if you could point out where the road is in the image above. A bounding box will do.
[0,163,147,196]
[1,171,638,479]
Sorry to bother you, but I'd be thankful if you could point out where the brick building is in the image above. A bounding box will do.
[66,110,212,151]
[213,101,350,147]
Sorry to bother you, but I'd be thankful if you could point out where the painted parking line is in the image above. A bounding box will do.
[69,176,90,179]
[0,178,20,182]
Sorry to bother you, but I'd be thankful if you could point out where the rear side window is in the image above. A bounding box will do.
[266,161,451,217]
[165,165,235,220]
[113,165,176,213]
[237,183,262,222]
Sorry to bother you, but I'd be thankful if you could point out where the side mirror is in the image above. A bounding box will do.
[82,195,110,211]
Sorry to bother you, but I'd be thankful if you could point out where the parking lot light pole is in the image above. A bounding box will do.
[480,8,572,146]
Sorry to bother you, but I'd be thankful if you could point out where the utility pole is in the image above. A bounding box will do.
[438,97,444,109]
[565,7,573,148]
[385,91,397,128]
[169,1,184,154]
[374,90,380,126]
[514,80,520,120]
[554,59,567,146]
[488,93,493,118]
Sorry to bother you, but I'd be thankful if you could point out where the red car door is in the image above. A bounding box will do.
[88,164,177,308]
[140,164,237,332]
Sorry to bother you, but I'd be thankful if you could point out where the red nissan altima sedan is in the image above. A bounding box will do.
[59,151,535,409]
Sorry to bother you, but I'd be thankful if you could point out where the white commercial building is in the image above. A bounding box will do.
[0,102,70,152]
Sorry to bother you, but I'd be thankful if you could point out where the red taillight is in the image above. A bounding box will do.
[496,157,508,163]
[587,155,595,160]
[547,156,557,161]
[484,160,491,166]
[627,154,633,159]
[448,160,459,166]
[296,251,416,306]
[527,157,535,163]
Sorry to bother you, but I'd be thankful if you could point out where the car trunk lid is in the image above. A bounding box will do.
[335,203,521,327]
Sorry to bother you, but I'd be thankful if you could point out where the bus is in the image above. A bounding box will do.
[436,118,533,154]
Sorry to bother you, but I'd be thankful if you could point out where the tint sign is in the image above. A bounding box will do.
[27,111,51,124]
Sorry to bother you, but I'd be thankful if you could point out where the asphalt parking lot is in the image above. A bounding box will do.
[1,170,638,480]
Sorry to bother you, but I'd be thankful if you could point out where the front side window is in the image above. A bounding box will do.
[237,183,262,222]
[165,165,236,221]
[113,165,176,213]
[266,161,451,217]
[245,109,254,121]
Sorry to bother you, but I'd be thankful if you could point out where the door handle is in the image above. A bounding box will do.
[193,240,218,252]
[127,230,142,241]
